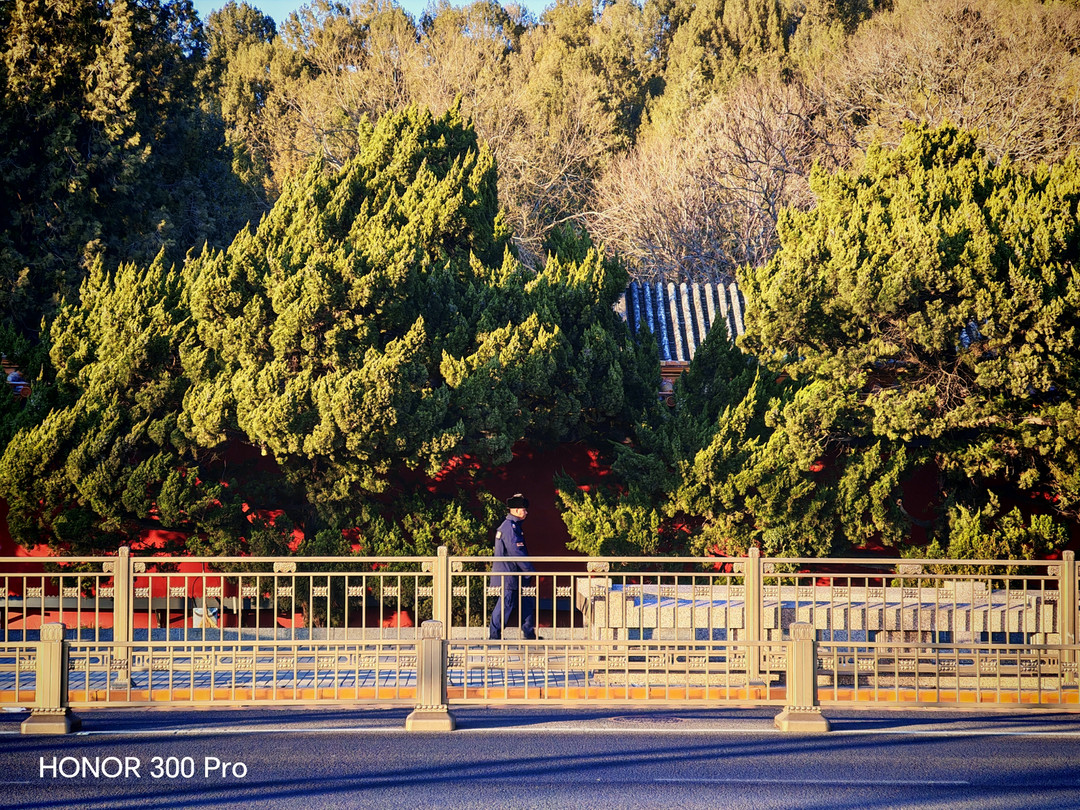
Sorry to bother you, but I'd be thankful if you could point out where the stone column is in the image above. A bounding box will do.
[22,623,81,734]
[1060,551,1077,682]
[432,547,449,635]
[744,547,763,684]
[405,620,455,731]
[108,546,133,686]
[774,622,829,733]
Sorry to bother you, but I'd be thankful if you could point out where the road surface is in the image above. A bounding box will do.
[2,706,1079,808]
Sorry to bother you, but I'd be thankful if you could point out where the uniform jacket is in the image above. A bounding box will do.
[491,514,535,587]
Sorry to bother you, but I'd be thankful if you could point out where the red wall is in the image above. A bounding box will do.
[474,441,612,558]
[4,442,1071,563]
[0,442,612,561]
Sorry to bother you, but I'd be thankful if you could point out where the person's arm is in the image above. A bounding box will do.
[508,525,536,574]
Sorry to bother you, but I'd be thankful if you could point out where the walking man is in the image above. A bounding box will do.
[489,493,537,640]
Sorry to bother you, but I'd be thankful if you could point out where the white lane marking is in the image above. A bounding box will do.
[833,728,1080,737]
[656,778,970,786]
[1,725,1080,737]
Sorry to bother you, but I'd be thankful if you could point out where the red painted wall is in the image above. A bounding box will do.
[3,442,1073,563]
[0,442,611,562]
[473,442,611,558]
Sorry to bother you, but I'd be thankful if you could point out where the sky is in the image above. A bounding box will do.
[193,0,299,28]
[191,0,495,27]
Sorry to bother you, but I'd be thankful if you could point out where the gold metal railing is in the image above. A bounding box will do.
[2,549,435,645]
[444,637,788,705]
[0,641,37,707]
[816,639,1078,707]
[3,548,1078,733]
[62,638,420,707]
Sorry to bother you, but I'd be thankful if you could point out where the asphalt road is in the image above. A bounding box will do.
[2,706,1080,809]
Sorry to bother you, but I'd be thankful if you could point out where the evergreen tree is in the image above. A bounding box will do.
[579,123,1079,559]
[730,124,1080,554]
[559,320,753,557]
[0,105,656,554]
[0,254,252,554]
[0,0,104,331]
[186,107,653,534]
[200,1,278,205]
[0,0,259,334]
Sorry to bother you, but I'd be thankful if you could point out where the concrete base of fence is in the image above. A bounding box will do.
[21,709,82,735]
[405,708,456,732]
[773,707,830,733]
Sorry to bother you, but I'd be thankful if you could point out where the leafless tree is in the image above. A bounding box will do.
[590,73,820,283]
[809,0,1080,166]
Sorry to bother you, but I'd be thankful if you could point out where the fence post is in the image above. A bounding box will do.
[111,546,133,685]
[744,546,763,683]
[1060,551,1077,682]
[22,623,80,734]
[405,620,455,731]
[432,546,450,638]
[774,622,829,732]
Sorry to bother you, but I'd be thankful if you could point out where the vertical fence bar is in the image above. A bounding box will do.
[1060,551,1077,682]
[745,547,762,683]
[432,547,449,637]
[21,622,80,734]
[774,622,829,732]
[405,620,455,731]
[110,546,132,685]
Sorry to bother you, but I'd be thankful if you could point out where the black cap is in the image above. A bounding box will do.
[507,493,529,509]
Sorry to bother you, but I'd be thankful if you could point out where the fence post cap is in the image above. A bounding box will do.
[40,623,66,642]
[421,620,443,639]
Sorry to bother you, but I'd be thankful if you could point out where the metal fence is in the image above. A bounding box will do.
[3,547,1078,732]
[1,550,434,644]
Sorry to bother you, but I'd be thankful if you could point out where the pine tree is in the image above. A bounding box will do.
[0,254,252,553]
[0,105,655,554]
[0,0,104,331]
[186,107,654,533]
[731,124,1080,553]
[0,0,259,335]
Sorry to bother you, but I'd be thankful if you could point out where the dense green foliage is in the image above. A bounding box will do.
[2,0,1078,560]
[723,125,1078,556]
[185,105,655,528]
[0,106,656,555]
[0,0,262,334]
[565,124,1079,560]
[557,321,761,556]
[912,498,1069,572]
[0,254,251,553]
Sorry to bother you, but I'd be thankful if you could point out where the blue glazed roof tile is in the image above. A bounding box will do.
[619,281,745,362]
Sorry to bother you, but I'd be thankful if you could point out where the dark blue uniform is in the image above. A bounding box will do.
[489,514,537,640]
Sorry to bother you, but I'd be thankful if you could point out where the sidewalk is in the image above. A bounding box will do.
[4,703,1080,737]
